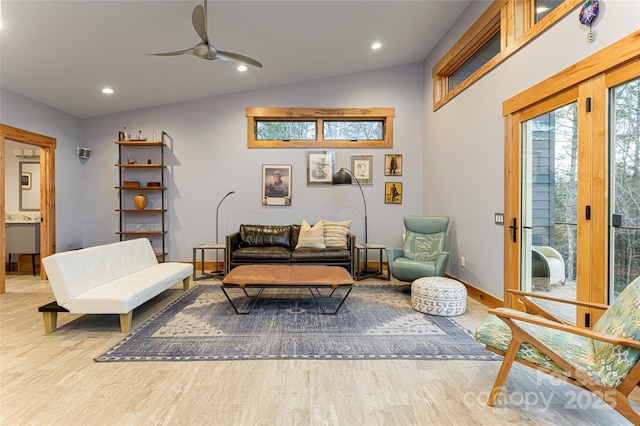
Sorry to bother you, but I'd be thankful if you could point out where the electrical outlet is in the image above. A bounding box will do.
[460,256,466,268]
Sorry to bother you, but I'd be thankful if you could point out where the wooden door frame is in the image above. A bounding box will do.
[1,124,56,293]
[503,32,639,323]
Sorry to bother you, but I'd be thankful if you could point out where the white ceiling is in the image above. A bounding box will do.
[0,1,471,119]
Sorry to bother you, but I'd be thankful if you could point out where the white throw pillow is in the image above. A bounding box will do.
[322,220,352,249]
[295,220,326,249]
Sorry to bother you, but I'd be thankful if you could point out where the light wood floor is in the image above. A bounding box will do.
[2,273,638,426]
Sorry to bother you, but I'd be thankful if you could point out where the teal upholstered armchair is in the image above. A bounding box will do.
[385,216,450,282]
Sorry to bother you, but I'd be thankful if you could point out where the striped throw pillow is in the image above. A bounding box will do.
[322,220,352,249]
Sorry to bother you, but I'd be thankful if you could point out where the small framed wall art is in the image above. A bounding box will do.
[351,155,373,184]
[262,164,292,206]
[21,172,32,190]
[385,182,402,204]
[385,154,402,176]
[307,151,335,185]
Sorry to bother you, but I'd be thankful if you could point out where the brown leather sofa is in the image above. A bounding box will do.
[225,224,355,276]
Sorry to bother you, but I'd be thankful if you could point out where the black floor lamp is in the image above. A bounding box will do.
[332,168,367,243]
[212,190,235,274]
[333,168,376,274]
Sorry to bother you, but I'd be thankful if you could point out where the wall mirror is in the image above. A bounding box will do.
[19,162,40,211]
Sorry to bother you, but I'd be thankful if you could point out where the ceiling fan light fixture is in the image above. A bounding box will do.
[149,0,262,69]
[371,42,382,50]
[237,65,248,72]
[102,87,114,94]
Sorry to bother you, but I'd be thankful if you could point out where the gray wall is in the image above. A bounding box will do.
[1,89,84,252]
[423,0,640,298]
[3,63,425,262]
[80,64,424,260]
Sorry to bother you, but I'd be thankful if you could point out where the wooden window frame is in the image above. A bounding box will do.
[246,107,394,149]
[432,0,583,111]
[503,31,639,324]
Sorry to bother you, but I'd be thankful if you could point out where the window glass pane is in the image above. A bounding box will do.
[323,121,383,140]
[609,76,640,300]
[534,0,564,22]
[256,121,316,140]
[448,31,501,91]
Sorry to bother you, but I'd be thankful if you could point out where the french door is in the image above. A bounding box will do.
[504,45,639,328]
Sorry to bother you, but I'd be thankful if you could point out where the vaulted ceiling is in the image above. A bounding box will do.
[0,1,471,118]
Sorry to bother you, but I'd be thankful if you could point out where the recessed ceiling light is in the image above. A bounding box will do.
[102,88,114,94]
[237,65,248,72]
[371,42,382,50]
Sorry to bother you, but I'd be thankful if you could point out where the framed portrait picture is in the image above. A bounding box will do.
[350,155,373,184]
[262,164,292,206]
[21,172,32,190]
[307,151,335,185]
[385,154,402,176]
[385,182,402,204]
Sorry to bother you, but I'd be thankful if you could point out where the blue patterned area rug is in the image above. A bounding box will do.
[95,284,500,362]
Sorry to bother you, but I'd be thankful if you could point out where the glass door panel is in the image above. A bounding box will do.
[609,76,640,301]
[521,102,578,323]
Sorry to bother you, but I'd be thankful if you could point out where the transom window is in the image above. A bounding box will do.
[433,0,582,111]
[247,107,394,148]
[256,121,316,141]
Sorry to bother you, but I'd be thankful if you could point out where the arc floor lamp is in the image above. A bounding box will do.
[333,168,379,276]
[213,190,235,274]
[332,168,367,243]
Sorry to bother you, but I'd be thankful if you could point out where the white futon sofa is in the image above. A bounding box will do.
[40,238,193,333]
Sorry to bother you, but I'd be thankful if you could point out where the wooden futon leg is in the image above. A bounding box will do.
[38,302,69,333]
[119,311,133,333]
[183,276,191,291]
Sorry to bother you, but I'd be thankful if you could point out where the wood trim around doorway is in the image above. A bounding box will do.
[1,124,56,293]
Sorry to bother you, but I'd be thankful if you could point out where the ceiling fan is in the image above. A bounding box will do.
[150,0,262,68]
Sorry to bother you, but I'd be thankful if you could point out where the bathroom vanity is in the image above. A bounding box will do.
[5,218,40,275]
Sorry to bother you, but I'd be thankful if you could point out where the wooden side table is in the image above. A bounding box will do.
[192,243,226,281]
[355,243,389,281]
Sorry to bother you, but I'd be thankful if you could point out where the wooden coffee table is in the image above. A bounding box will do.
[221,264,354,314]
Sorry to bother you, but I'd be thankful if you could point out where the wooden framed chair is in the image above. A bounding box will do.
[475,277,640,424]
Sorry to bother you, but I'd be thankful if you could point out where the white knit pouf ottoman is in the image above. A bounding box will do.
[411,276,467,316]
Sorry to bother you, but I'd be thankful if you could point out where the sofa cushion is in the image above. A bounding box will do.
[68,262,192,314]
[322,220,352,249]
[240,224,291,249]
[231,246,292,262]
[295,220,326,249]
[291,247,351,262]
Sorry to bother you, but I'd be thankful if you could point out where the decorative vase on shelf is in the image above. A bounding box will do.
[134,194,148,210]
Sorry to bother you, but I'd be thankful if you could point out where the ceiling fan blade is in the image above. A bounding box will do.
[192,3,208,43]
[149,47,195,57]
[216,50,263,68]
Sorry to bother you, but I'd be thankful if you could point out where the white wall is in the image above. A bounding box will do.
[1,88,84,251]
[79,63,424,261]
[423,0,640,298]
